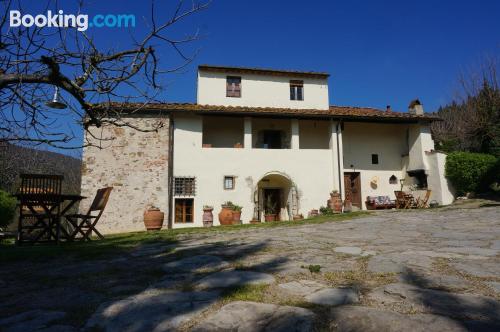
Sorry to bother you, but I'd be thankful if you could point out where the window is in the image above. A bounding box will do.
[371,154,379,165]
[260,130,282,149]
[224,176,235,190]
[174,177,196,196]
[407,170,428,189]
[290,80,303,101]
[226,76,241,97]
[389,175,398,184]
[175,198,194,223]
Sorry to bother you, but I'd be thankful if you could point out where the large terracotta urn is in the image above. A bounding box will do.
[218,205,234,225]
[328,191,343,213]
[144,207,164,231]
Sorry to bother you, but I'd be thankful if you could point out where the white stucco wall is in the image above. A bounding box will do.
[342,122,409,209]
[197,70,329,110]
[408,124,435,171]
[172,114,336,227]
[425,151,455,205]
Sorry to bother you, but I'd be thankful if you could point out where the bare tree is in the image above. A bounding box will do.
[0,0,209,149]
[432,56,500,155]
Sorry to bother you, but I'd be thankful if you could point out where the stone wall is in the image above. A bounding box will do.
[80,115,170,234]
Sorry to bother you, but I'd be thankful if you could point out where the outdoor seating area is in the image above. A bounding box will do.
[14,174,112,245]
[394,190,432,209]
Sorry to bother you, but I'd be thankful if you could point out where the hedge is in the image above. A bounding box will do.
[445,152,498,195]
[0,190,17,229]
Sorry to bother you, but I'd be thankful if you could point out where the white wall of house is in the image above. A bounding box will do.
[425,151,455,205]
[172,114,336,227]
[197,70,329,110]
[342,122,409,209]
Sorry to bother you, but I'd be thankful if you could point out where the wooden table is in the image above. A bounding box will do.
[14,193,86,244]
[403,193,416,209]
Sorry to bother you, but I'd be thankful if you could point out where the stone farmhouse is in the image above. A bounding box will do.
[81,65,454,233]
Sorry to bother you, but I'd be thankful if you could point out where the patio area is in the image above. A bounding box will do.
[0,202,499,331]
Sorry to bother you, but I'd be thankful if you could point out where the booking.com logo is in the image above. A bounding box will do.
[9,10,136,32]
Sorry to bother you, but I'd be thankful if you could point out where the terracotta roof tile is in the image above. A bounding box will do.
[94,102,441,122]
[198,65,330,79]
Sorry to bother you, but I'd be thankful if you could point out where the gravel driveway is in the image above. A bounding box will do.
[1,205,499,331]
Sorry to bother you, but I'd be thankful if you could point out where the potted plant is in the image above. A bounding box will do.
[143,205,164,231]
[328,190,343,213]
[218,201,234,225]
[203,205,214,227]
[232,205,242,224]
[264,196,278,222]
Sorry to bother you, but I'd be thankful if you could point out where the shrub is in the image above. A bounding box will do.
[445,152,497,195]
[319,206,334,215]
[0,190,17,229]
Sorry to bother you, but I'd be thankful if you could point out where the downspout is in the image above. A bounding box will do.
[167,113,174,229]
[336,122,343,200]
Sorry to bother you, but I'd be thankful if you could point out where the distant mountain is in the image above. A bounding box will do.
[0,143,82,194]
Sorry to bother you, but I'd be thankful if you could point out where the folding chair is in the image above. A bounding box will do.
[65,187,112,241]
[416,190,432,208]
[394,191,406,209]
[17,174,63,244]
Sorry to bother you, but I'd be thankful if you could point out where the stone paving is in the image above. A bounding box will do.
[0,205,499,331]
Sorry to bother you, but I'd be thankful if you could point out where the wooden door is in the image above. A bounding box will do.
[344,172,362,209]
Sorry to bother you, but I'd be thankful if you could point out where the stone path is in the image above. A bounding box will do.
[1,205,499,331]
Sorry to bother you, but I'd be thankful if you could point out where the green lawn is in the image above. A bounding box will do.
[0,211,369,263]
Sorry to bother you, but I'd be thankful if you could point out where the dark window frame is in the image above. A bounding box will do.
[290,80,304,101]
[175,198,194,223]
[226,76,241,98]
[223,176,235,190]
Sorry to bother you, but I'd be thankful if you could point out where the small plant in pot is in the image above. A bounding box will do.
[144,205,164,231]
[264,196,278,222]
[231,205,243,224]
[219,201,235,226]
[203,205,214,227]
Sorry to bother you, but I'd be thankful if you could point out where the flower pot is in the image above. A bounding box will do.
[232,211,242,224]
[264,214,277,222]
[293,214,304,221]
[203,208,214,227]
[250,219,261,224]
[144,208,164,231]
[328,192,343,213]
[218,206,234,225]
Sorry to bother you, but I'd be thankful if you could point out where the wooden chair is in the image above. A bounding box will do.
[65,187,112,241]
[17,174,64,244]
[394,191,407,209]
[416,190,432,208]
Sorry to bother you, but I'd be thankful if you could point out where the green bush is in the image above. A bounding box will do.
[445,152,497,195]
[0,190,17,229]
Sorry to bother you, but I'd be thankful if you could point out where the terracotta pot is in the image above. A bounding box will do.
[203,208,213,227]
[232,211,242,223]
[264,214,277,222]
[249,219,261,224]
[144,208,164,231]
[293,215,304,221]
[218,206,234,225]
[329,192,343,212]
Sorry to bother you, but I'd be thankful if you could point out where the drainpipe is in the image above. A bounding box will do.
[336,122,343,200]
[167,113,174,229]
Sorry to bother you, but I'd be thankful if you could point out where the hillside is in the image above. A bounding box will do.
[0,143,82,194]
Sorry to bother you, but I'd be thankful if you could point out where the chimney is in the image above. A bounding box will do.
[386,105,392,112]
[408,99,424,115]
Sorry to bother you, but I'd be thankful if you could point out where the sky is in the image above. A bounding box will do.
[8,0,500,154]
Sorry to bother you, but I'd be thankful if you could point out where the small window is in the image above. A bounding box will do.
[174,177,196,196]
[224,176,235,190]
[175,198,194,223]
[290,80,304,101]
[371,154,379,165]
[226,76,241,97]
[389,175,398,184]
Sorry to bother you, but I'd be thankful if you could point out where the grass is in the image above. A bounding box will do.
[0,211,370,263]
[221,284,270,303]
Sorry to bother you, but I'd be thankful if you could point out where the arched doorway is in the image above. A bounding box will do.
[253,172,298,221]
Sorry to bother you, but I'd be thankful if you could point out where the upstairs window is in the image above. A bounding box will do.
[290,80,304,101]
[371,154,379,165]
[226,76,241,97]
[174,177,196,196]
[224,176,235,190]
